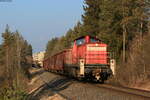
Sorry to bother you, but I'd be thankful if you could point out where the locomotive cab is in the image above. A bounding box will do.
[72,36,112,82]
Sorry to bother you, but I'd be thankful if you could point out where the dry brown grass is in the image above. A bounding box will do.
[116,33,150,87]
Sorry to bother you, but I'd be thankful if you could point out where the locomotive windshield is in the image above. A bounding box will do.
[90,38,99,43]
[76,38,85,45]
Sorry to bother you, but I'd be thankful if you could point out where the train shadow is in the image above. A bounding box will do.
[47,77,72,91]
[28,77,72,100]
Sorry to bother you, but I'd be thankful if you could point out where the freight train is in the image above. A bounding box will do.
[43,35,113,83]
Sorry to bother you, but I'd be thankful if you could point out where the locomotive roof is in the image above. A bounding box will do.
[74,35,101,41]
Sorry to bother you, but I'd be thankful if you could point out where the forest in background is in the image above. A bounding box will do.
[0,25,32,100]
[45,0,150,86]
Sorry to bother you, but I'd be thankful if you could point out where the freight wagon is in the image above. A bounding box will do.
[43,35,112,82]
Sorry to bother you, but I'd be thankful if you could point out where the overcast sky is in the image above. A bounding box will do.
[0,0,84,53]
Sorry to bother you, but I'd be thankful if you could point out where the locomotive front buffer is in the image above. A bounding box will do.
[78,58,112,82]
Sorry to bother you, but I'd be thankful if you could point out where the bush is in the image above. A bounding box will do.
[0,83,28,100]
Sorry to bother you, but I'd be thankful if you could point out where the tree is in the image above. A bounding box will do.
[45,37,58,58]
[82,0,101,36]
[2,25,14,83]
[0,25,32,99]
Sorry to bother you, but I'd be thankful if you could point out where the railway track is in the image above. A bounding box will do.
[95,84,150,99]
[37,73,71,100]
[41,75,150,99]
[29,69,150,100]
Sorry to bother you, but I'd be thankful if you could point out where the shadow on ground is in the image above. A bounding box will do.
[28,77,72,100]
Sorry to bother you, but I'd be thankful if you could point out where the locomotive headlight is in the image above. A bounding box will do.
[96,44,98,46]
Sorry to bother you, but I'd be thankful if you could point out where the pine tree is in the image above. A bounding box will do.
[82,0,101,36]
[45,37,58,58]
[2,25,14,82]
[0,44,5,76]
[0,25,32,99]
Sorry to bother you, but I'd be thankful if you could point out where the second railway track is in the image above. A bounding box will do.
[38,73,71,100]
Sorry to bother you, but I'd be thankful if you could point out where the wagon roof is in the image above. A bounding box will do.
[43,48,71,61]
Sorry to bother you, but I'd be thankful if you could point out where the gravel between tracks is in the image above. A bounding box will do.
[28,68,150,100]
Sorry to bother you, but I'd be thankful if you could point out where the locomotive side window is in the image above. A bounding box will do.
[76,38,85,45]
[90,38,98,43]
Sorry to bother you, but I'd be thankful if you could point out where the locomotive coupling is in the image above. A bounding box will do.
[95,73,100,80]
[92,69,101,80]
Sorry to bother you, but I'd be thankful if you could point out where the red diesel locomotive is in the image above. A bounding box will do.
[43,35,112,82]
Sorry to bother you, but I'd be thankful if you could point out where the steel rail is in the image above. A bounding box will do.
[95,84,150,99]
